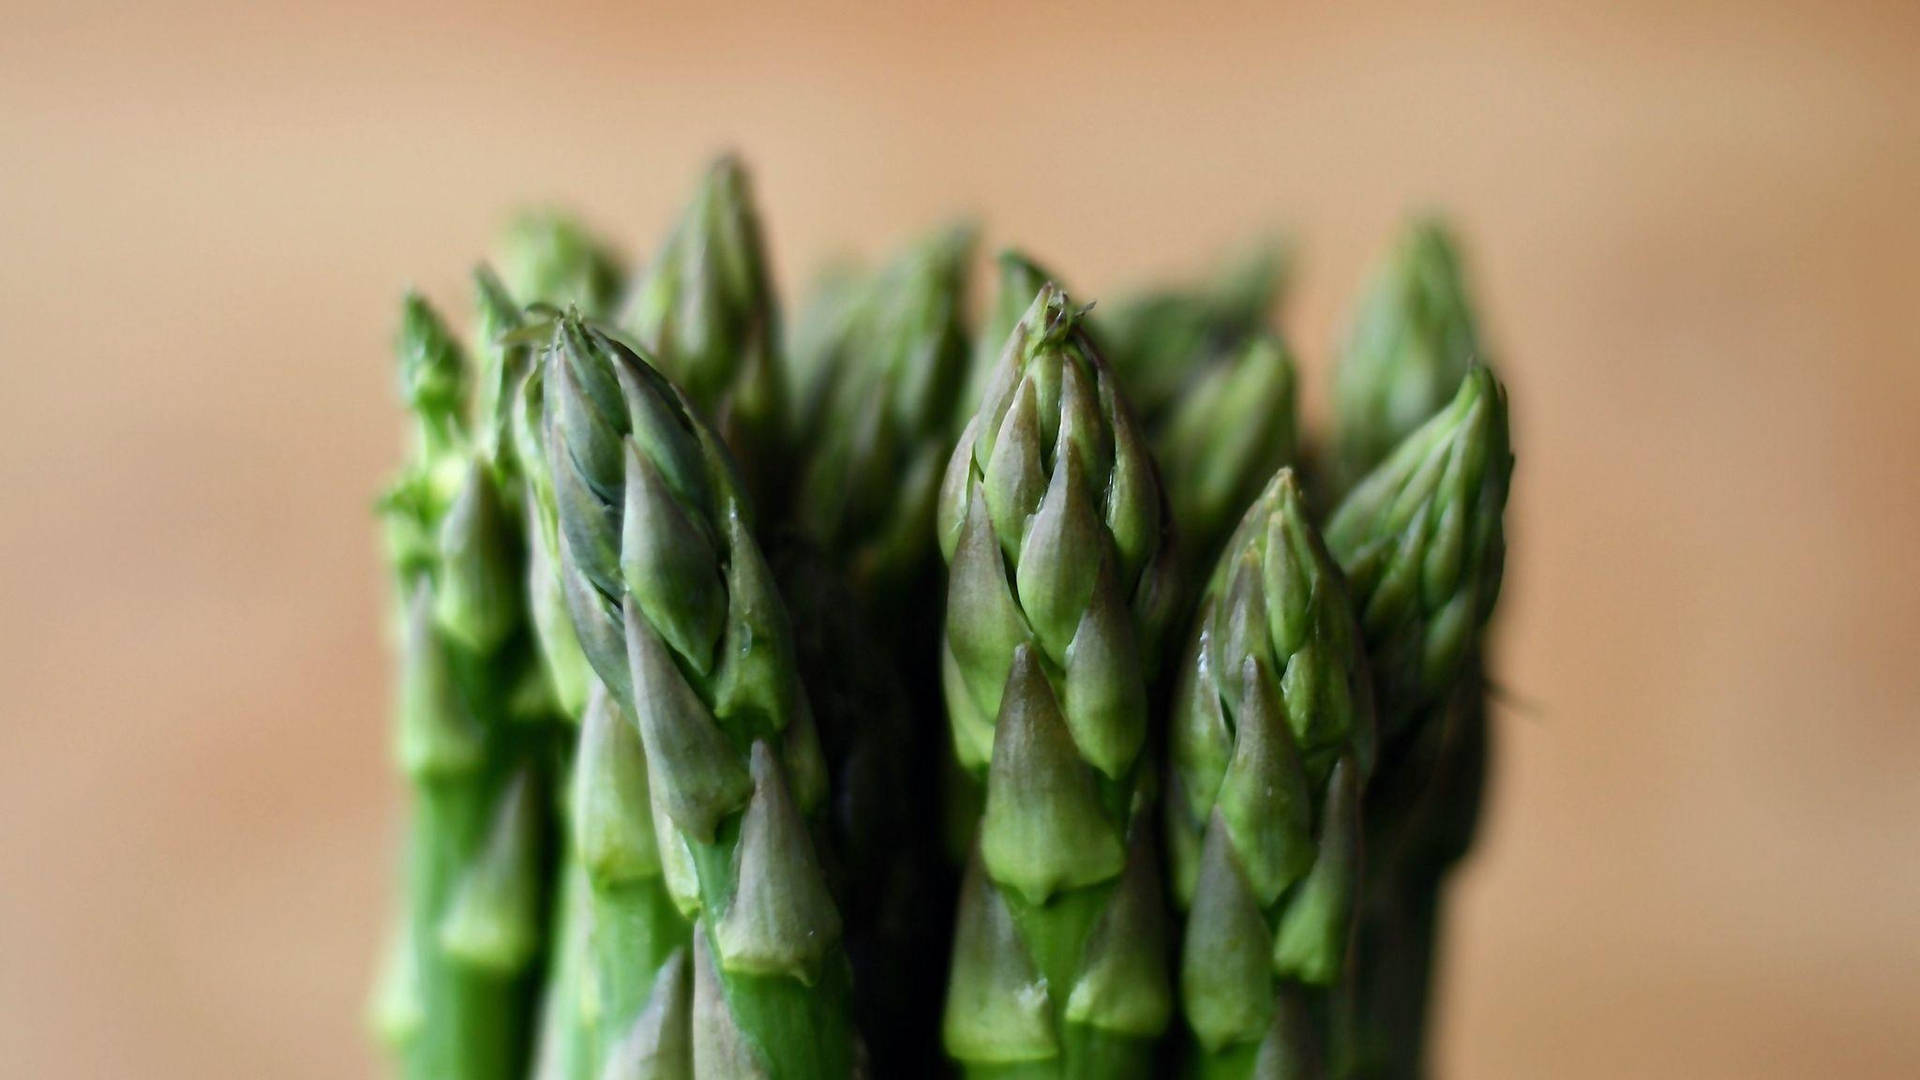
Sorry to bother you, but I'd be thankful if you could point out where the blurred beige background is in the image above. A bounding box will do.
[4,1,1918,1076]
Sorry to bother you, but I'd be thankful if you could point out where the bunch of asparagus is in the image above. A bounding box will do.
[371,158,1512,1080]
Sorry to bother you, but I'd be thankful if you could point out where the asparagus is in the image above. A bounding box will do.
[786,261,870,440]
[540,312,854,1078]
[1152,332,1299,579]
[517,317,701,1080]
[497,210,627,324]
[791,223,976,602]
[935,286,1176,1077]
[1096,241,1288,426]
[486,240,650,1080]
[1322,367,1512,1080]
[373,294,551,1080]
[1165,469,1374,1078]
[574,683,697,1079]
[941,249,1063,865]
[1330,220,1482,497]
[957,250,1057,430]
[1325,363,1508,761]
[622,157,787,509]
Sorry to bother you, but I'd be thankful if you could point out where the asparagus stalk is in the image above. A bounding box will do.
[541,313,854,1078]
[941,250,1064,865]
[1330,220,1482,497]
[373,294,550,1080]
[791,222,976,602]
[529,857,598,1080]
[1166,469,1374,1078]
[1152,332,1299,579]
[935,286,1176,1078]
[481,245,631,1080]
[497,210,627,324]
[622,156,788,510]
[1322,368,1512,1080]
[1325,367,1509,748]
[1096,241,1288,426]
[510,310,697,1079]
[786,261,870,442]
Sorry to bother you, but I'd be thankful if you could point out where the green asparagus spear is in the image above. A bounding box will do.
[622,157,787,509]
[497,210,627,324]
[1097,241,1288,425]
[941,249,1064,866]
[373,294,550,1080]
[479,267,609,1080]
[1166,469,1374,1078]
[540,312,854,1079]
[786,260,870,441]
[1324,366,1508,751]
[1331,220,1482,497]
[935,285,1176,1078]
[1323,367,1512,1080]
[791,222,976,602]
[1152,332,1299,578]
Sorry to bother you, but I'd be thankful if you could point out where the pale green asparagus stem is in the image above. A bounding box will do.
[508,298,693,1078]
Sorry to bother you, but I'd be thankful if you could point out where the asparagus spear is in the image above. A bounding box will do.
[786,261,870,442]
[1330,220,1482,497]
[1323,367,1512,1080]
[791,222,976,602]
[622,157,788,510]
[935,286,1176,1078]
[788,227,977,892]
[497,210,627,324]
[1152,332,1299,580]
[573,682,697,1079]
[1096,241,1288,426]
[511,300,706,1080]
[1166,469,1374,1079]
[940,250,1064,865]
[1325,365,1508,763]
[484,249,648,1080]
[541,312,854,1079]
[373,294,550,1080]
